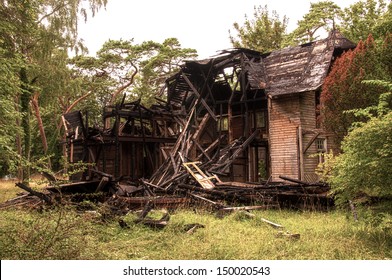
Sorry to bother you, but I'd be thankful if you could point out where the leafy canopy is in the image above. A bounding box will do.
[70,38,197,110]
[340,0,389,42]
[229,5,288,53]
[288,1,343,44]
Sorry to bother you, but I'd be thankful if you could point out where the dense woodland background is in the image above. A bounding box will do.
[0,0,391,204]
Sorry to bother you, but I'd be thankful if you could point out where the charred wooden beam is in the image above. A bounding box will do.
[303,132,321,154]
[182,74,217,121]
[278,175,324,186]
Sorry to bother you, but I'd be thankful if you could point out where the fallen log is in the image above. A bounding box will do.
[15,182,52,204]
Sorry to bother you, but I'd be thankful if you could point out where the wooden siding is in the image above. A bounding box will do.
[268,91,325,182]
[300,91,320,182]
[268,95,301,181]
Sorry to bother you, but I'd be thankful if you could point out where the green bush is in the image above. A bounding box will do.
[329,111,392,203]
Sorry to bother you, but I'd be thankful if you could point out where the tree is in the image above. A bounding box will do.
[341,0,388,42]
[229,5,288,53]
[288,1,343,44]
[327,81,392,204]
[0,47,22,176]
[134,38,198,106]
[70,38,197,111]
[0,0,107,181]
[320,34,390,148]
[373,1,392,41]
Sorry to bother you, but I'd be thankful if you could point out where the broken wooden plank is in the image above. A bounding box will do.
[259,217,283,228]
[95,176,109,192]
[276,231,301,240]
[184,223,205,234]
[183,161,221,189]
[40,171,57,183]
[220,205,269,211]
[141,180,166,191]
[303,132,321,154]
[135,207,170,229]
[189,192,225,208]
[279,175,306,185]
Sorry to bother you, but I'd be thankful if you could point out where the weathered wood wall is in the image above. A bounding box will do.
[300,91,320,182]
[268,91,327,182]
[268,95,301,181]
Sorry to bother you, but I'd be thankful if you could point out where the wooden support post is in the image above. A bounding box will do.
[114,105,120,179]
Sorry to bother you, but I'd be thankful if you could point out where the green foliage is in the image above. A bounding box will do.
[229,5,288,53]
[374,1,392,39]
[231,1,391,50]
[288,1,343,44]
[341,0,388,42]
[258,160,267,180]
[0,50,22,176]
[315,151,336,183]
[327,84,392,204]
[70,38,197,109]
[0,0,107,178]
[135,38,198,106]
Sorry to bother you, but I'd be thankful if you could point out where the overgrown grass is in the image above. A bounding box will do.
[0,179,20,203]
[0,180,391,260]
[0,176,47,203]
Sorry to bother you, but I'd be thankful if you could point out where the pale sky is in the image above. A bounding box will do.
[78,0,358,58]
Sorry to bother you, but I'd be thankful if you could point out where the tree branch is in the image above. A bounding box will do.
[37,3,66,24]
[65,91,93,114]
[109,62,138,105]
[31,92,48,154]
[57,91,93,131]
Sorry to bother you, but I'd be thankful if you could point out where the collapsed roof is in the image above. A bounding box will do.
[165,30,356,106]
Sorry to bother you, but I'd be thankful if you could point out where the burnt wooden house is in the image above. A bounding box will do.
[63,31,355,186]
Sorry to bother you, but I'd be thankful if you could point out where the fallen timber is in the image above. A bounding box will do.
[3,170,332,212]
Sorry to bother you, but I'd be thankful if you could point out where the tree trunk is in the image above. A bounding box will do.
[20,68,31,183]
[15,96,23,180]
[31,92,51,169]
[31,93,48,153]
